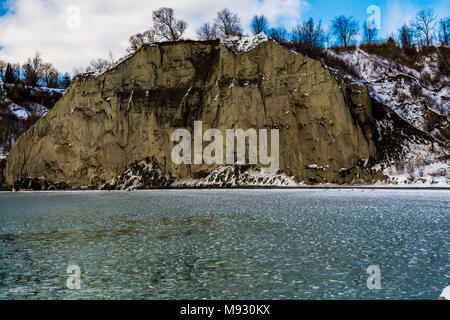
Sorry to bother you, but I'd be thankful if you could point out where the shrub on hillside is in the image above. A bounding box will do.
[436,46,450,77]
[25,113,42,128]
[5,83,63,109]
[282,42,360,79]
[319,53,360,79]
[6,84,26,104]
[360,40,422,72]
[329,45,357,54]
[410,83,423,98]
[420,71,433,86]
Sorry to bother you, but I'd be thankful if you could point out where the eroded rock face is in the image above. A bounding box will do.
[5,39,378,189]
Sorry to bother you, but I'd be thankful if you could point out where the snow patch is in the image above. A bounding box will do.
[0,147,7,159]
[9,103,30,119]
[221,33,269,53]
[174,166,298,188]
[440,286,450,300]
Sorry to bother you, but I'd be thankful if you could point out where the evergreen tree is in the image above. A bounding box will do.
[23,63,39,87]
[398,23,414,48]
[4,63,14,84]
[61,73,71,89]
[47,71,60,88]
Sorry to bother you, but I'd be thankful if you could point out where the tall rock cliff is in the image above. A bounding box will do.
[5,37,381,189]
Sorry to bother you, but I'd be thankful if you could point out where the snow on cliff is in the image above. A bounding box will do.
[330,49,449,134]
[221,33,269,53]
[330,49,449,186]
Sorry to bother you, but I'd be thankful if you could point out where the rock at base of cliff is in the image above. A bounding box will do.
[174,165,298,188]
[13,177,69,191]
[100,157,175,191]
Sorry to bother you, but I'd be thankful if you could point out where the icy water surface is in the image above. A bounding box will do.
[0,189,448,300]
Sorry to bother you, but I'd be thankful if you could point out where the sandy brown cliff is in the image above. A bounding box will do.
[5,38,383,189]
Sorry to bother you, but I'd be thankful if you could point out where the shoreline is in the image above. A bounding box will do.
[1,185,449,192]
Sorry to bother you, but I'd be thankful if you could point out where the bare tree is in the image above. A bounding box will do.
[362,21,378,43]
[90,58,111,73]
[152,7,187,41]
[30,52,43,72]
[197,23,218,40]
[331,15,359,47]
[47,69,60,88]
[439,17,449,46]
[127,30,156,53]
[41,62,59,87]
[267,26,288,43]
[250,15,269,35]
[215,8,243,37]
[411,9,437,47]
[292,18,325,48]
[398,23,414,48]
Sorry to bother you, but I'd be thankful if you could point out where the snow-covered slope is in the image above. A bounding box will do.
[0,84,64,118]
[0,83,65,157]
[327,48,449,186]
[374,108,448,185]
[329,49,449,140]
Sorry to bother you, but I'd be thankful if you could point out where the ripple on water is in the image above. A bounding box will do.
[0,189,448,300]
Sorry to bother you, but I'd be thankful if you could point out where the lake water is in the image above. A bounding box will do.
[0,189,448,300]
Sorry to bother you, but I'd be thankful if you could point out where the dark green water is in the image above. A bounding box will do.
[0,189,448,300]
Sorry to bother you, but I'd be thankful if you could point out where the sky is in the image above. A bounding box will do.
[0,0,448,73]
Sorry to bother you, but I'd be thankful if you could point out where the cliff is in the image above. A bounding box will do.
[5,37,383,189]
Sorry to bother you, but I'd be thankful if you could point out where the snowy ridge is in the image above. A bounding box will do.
[221,32,269,53]
[92,52,136,77]
[80,34,270,79]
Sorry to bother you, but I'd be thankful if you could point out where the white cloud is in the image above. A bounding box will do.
[0,0,308,72]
